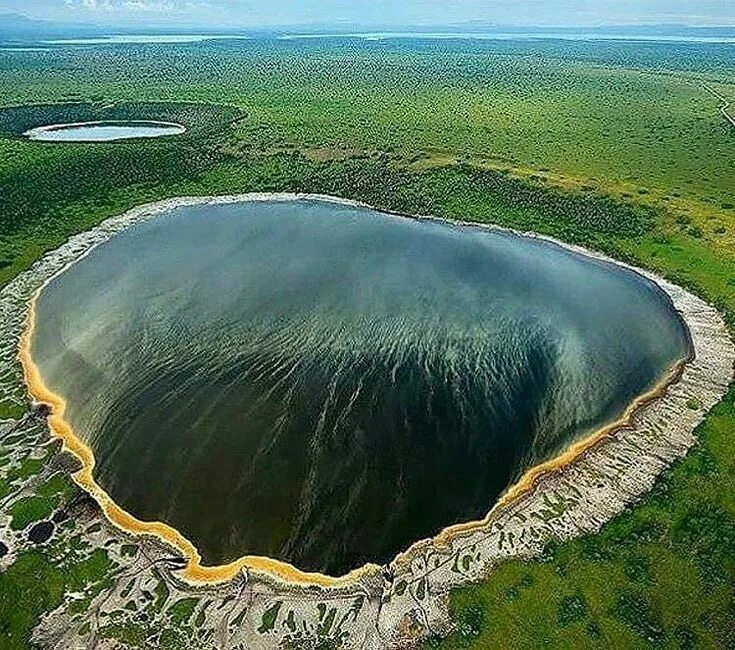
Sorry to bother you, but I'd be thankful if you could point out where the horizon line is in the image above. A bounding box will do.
[2,11,735,33]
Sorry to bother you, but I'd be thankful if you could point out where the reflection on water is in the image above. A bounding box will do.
[30,199,689,574]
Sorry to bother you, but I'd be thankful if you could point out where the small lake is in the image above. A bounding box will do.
[277,32,735,44]
[24,121,186,142]
[44,35,251,45]
[29,198,690,575]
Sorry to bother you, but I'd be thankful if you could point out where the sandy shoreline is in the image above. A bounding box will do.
[14,192,735,594]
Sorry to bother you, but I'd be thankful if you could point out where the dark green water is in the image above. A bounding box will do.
[31,199,689,575]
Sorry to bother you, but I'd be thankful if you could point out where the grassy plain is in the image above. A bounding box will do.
[0,37,733,648]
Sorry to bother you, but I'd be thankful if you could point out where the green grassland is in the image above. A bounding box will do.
[0,37,733,648]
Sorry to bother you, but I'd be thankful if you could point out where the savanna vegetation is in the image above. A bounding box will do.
[0,36,733,648]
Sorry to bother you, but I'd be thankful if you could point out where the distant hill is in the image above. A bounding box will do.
[0,12,100,39]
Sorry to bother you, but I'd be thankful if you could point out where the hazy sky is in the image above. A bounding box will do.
[3,0,735,28]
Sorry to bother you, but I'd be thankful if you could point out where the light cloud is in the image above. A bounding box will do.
[63,0,175,10]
